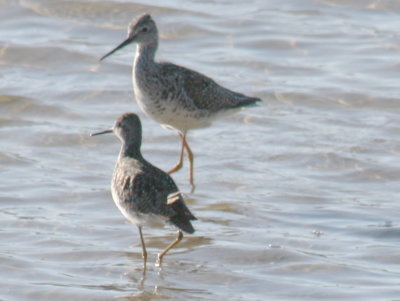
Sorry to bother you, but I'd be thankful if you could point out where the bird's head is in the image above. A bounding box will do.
[100,13,158,61]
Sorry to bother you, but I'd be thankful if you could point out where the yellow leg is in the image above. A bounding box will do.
[156,230,183,265]
[182,134,195,190]
[138,226,147,269]
[168,132,185,174]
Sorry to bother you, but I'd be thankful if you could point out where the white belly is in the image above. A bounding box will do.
[134,84,214,132]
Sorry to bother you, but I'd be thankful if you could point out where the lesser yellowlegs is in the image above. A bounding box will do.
[100,14,261,189]
[91,113,196,267]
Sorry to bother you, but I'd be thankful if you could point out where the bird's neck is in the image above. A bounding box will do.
[119,140,144,161]
[134,41,158,68]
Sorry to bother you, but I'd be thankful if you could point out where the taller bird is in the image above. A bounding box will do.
[100,14,261,189]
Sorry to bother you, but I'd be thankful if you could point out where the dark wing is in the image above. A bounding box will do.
[116,164,196,233]
[159,62,261,112]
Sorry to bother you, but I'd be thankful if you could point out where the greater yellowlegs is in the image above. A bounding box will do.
[91,113,196,267]
[100,14,261,189]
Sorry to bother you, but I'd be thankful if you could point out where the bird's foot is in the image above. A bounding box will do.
[156,254,163,267]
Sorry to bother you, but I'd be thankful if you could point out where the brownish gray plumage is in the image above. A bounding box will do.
[91,112,196,267]
[100,14,261,189]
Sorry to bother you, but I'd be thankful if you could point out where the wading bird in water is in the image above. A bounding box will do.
[100,14,261,189]
[91,113,196,268]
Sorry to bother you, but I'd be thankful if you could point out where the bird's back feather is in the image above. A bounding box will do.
[158,62,261,113]
[112,156,196,233]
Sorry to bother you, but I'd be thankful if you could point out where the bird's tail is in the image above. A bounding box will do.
[169,215,196,234]
[230,96,262,109]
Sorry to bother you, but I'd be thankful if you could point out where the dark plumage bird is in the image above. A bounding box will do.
[100,13,261,189]
[91,113,196,267]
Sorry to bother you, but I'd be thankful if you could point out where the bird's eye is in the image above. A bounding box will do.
[141,27,149,33]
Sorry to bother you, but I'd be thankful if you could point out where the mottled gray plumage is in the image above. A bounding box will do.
[100,14,261,188]
[91,113,196,266]
[112,151,196,234]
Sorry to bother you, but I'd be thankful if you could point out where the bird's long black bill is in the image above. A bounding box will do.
[99,36,134,61]
[90,129,113,136]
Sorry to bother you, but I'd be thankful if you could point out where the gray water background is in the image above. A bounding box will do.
[1,0,400,300]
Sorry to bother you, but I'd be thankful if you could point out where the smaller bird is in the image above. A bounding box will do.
[91,113,196,267]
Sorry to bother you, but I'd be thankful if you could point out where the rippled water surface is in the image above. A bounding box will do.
[1,0,400,300]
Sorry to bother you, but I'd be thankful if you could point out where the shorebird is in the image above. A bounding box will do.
[100,14,261,189]
[91,113,196,267]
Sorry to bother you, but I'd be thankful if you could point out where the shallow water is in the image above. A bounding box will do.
[1,0,400,300]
